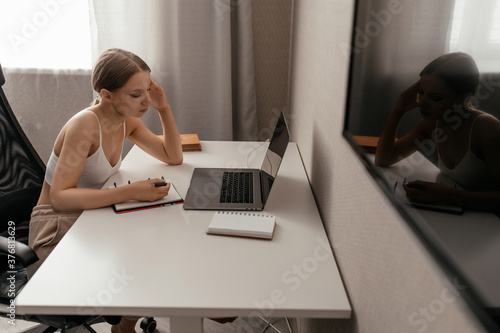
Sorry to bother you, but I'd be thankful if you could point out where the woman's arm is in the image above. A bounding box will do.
[404,181,500,214]
[49,118,170,212]
[127,80,183,165]
[51,178,171,212]
[375,82,431,166]
[446,189,500,214]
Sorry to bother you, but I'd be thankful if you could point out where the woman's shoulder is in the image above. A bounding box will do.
[57,109,100,144]
[473,110,500,129]
[63,109,99,130]
[68,108,97,122]
[52,109,99,155]
[472,110,500,143]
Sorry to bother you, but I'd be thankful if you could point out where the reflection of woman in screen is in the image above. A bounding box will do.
[375,52,500,213]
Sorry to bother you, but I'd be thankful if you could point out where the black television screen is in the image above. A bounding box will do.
[343,0,500,331]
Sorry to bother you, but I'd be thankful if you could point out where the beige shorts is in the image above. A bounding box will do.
[27,205,141,324]
[28,205,81,274]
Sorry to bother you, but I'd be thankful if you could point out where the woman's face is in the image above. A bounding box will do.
[417,74,463,121]
[109,70,152,118]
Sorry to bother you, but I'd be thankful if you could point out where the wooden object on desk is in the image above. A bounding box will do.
[353,135,378,153]
[181,133,202,151]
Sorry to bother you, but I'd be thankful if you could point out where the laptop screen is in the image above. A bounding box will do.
[261,111,290,203]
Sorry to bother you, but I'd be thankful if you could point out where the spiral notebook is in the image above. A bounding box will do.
[207,211,276,239]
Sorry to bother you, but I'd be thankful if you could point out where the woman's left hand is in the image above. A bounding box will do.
[403,181,454,204]
[148,79,169,110]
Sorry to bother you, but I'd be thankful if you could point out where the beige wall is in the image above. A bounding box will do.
[288,0,485,332]
[252,0,293,140]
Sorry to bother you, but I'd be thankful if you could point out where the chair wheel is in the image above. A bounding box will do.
[140,317,157,333]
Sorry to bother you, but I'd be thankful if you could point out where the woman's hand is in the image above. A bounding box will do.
[147,80,169,111]
[127,178,171,202]
[393,81,421,117]
[374,80,430,167]
[403,180,454,204]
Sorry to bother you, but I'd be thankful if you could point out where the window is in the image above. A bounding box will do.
[0,0,92,70]
[449,0,465,46]
[449,0,500,72]
[490,1,500,43]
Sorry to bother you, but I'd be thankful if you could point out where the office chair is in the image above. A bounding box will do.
[0,63,157,332]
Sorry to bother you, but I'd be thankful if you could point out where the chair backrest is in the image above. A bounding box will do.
[0,63,45,198]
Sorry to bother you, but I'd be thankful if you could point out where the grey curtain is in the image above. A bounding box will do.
[347,0,455,137]
[89,0,258,145]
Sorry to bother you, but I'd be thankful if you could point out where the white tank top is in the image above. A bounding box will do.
[45,110,125,189]
[437,114,495,191]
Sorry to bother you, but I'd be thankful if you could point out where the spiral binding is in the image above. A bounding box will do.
[216,211,274,218]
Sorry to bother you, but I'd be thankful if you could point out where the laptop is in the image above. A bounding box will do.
[183,111,290,211]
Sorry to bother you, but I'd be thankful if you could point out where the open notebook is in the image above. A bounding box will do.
[110,179,183,213]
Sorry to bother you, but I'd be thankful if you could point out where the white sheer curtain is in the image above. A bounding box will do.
[449,0,500,72]
[89,0,258,143]
[0,1,94,164]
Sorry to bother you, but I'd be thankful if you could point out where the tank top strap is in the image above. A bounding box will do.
[86,110,102,146]
[433,120,439,141]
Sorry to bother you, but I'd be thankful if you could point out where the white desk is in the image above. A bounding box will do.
[370,152,500,312]
[16,141,351,332]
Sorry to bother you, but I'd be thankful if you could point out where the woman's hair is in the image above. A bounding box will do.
[419,52,479,96]
[91,48,151,105]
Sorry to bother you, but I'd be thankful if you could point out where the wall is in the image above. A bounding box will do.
[252,0,293,141]
[288,0,486,332]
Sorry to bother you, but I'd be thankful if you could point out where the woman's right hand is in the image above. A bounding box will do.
[128,179,171,202]
[375,80,427,167]
[393,81,420,116]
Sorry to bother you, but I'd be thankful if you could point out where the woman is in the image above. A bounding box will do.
[28,48,183,333]
[375,52,500,213]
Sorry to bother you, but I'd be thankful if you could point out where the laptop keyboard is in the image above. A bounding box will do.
[220,171,254,203]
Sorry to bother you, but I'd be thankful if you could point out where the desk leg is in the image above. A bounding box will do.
[170,316,203,333]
